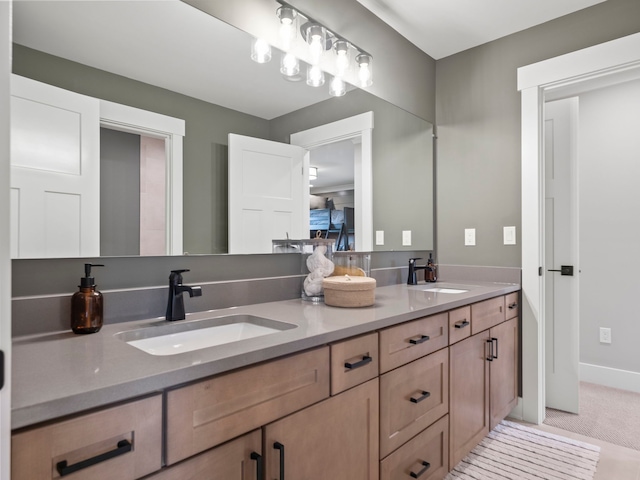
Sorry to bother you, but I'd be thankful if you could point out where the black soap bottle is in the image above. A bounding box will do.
[71,263,105,334]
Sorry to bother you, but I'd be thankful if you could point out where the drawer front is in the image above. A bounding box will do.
[505,291,519,320]
[379,348,449,458]
[331,332,379,395]
[12,395,162,480]
[448,306,471,345]
[166,346,330,465]
[147,430,261,480]
[379,312,448,373]
[380,415,449,480]
[471,296,505,334]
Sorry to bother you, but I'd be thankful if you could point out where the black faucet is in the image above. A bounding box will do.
[407,258,428,285]
[166,269,202,321]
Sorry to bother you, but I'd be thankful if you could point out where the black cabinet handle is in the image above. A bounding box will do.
[274,442,285,480]
[410,461,431,478]
[508,302,518,309]
[409,335,430,345]
[345,355,372,370]
[486,339,494,362]
[410,391,431,404]
[56,439,132,477]
[250,452,263,480]
[492,337,498,359]
[454,320,470,329]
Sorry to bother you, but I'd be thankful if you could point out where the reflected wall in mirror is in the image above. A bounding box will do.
[11,0,433,258]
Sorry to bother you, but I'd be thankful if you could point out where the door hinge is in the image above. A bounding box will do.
[539,266,543,276]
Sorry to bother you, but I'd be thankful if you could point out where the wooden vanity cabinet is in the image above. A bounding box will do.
[165,346,329,465]
[449,316,519,468]
[146,430,262,480]
[12,395,162,480]
[263,378,379,480]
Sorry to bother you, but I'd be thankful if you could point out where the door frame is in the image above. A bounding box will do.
[99,100,185,255]
[290,112,373,252]
[517,32,640,424]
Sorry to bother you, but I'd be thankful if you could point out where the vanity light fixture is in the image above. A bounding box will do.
[303,23,328,65]
[356,53,373,88]
[251,37,272,64]
[309,166,318,180]
[329,75,347,97]
[333,40,350,76]
[276,5,297,51]
[281,52,300,78]
[307,64,325,87]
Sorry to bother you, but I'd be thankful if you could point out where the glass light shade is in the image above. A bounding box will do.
[306,65,325,87]
[356,53,373,87]
[333,40,350,76]
[280,53,300,77]
[329,76,347,97]
[277,6,297,51]
[305,24,326,65]
[251,38,272,64]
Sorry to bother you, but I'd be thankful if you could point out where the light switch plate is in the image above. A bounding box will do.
[503,226,516,245]
[464,228,476,246]
[376,230,384,246]
[402,230,411,246]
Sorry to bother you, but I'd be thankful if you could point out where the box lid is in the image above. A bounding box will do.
[323,275,376,291]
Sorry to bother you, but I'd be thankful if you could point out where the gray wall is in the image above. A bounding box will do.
[435,0,640,267]
[100,128,141,256]
[578,79,640,374]
[270,89,434,252]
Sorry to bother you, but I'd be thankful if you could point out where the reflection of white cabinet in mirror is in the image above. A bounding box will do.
[9,75,185,259]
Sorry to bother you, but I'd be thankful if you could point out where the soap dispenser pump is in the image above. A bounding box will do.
[71,263,105,334]
[426,253,437,283]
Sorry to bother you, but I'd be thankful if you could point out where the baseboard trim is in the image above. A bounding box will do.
[580,362,640,393]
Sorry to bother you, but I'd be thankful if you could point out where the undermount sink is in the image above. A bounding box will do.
[421,287,469,294]
[115,314,297,356]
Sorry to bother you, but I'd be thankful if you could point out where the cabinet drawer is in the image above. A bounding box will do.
[448,306,471,345]
[379,348,449,458]
[380,415,449,480]
[330,332,379,395]
[379,312,448,373]
[147,430,261,480]
[166,346,330,465]
[12,395,162,480]
[471,296,505,334]
[505,291,519,320]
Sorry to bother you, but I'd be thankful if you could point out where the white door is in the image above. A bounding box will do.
[10,75,100,258]
[544,97,580,414]
[228,134,305,254]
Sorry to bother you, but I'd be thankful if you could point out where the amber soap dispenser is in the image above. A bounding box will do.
[71,263,105,334]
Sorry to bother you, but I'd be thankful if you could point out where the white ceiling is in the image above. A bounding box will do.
[356,0,608,59]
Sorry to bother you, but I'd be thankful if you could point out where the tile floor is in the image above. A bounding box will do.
[521,421,640,480]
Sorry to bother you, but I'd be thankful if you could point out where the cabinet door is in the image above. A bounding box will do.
[490,317,519,430]
[264,378,379,480]
[379,348,448,458]
[147,430,262,480]
[449,333,490,469]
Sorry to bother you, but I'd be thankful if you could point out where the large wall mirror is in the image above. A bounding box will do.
[11,0,433,258]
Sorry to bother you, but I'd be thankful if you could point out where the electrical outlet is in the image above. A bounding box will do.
[376,230,384,246]
[464,228,476,246]
[599,327,612,344]
[402,230,412,246]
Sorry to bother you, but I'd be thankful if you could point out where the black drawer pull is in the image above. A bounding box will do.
[486,339,494,362]
[409,335,430,345]
[274,442,285,480]
[345,355,372,370]
[56,439,132,477]
[410,390,431,404]
[454,320,470,329]
[250,451,263,480]
[508,302,518,309]
[410,460,431,478]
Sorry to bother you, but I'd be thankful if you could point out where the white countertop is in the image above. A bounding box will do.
[12,281,519,429]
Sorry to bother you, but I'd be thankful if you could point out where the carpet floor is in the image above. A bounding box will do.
[446,420,600,480]
[544,382,640,451]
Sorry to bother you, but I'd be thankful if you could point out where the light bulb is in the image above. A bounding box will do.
[281,53,299,77]
[329,76,346,97]
[305,24,326,65]
[277,6,297,51]
[356,53,373,87]
[306,65,325,87]
[334,40,350,76]
[251,38,271,64]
